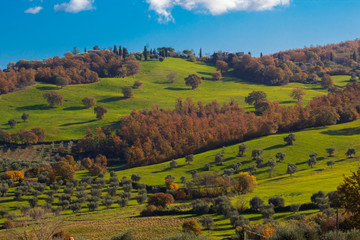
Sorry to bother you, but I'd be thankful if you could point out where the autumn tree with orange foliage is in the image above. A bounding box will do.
[81,157,93,169]
[53,160,75,182]
[147,193,175,208]
[233,172,257,195]
[3,171,24,181]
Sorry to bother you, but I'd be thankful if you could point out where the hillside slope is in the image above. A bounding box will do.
[0,58,328,141]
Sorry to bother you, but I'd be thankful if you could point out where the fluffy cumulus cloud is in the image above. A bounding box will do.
[146,0,290,22]
[24,6,43,14]
[54,0,95,13]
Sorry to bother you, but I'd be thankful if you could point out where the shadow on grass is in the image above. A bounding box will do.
[197,72,212,76]
[99,96,126,103]
[63,106,85,111]
[165,87,190,91]
[280,100,296,104]
[36,86,58,91]
[321,127,360,136]
[60,119,97,127]
[264,144,287,151]
[16,104,52,111]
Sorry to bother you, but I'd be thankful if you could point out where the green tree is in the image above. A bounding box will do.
[185,155,194,165]
[94,105,108,120]
[237,144,247,157]
[284,133,296,145]
[287,163,297,176]
[290,88,306,102]
[346,148,356,158]
[275,152,286,162]
[43,91,64,107]
[82,97,96,108]
[21,113,29,122]
[245,91,267,105]
[122,86,134,98]
[326,147,336,157]
[185,74,202,90]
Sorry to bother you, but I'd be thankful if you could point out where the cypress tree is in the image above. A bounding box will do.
[260,52,263,58]
[119,46,122,56]
[144,46,148,61]
[113,45,118,55]
[200,48,202,58]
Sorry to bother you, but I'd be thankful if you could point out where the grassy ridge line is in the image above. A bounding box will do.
[0,58,328,141]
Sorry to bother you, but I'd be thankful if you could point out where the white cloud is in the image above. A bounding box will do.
[146,0,290,22]
[54,0,95,13]
[24,6,43,14]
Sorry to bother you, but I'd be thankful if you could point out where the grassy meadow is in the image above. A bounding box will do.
[0,58,328,141]
[1,120,359,239]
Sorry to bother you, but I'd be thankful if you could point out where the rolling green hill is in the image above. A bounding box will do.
[0,58,328,141]
[102,120,360,203]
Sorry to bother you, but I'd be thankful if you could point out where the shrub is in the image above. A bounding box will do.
[268,195,285,208]
[211,72,222,81]
[118,198,128,207]
[132,80,143,89]
[200,216,214,230]
[148,193,175,208]
[43,91,63,107]
[94,105,108,120]
[261,204,275,220]
[82,97,96,108]
[110,231,137,240]
[8,119,17,128]
[141,205,157,216]
[135,194,147,204]
[3,219,15,229]
[162,232,211,240]
[290,204,301,213]
[192,199,210,215]
[122,87,134,98]
[182,220,202,236]
[0,209,8,218]
[250,196,263,211]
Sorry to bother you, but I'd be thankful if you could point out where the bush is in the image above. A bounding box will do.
[192,199,210,215]
[148,193,175,208]
[290,204,301,213]
[3,219,15,229]
[250,196,263,211]
[82,97,96,108]
[110,231,137,240]
[200,216,214,230]
[122,87,134,98]
[141,205,157,216]
[211,72,222,81]
[182,220,202,236]
[268,195,285,208]
[132,80,143,89]
[162,232,211,240]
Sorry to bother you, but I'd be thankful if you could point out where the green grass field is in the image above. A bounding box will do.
[0,120,359,239]
[0,58,328,141]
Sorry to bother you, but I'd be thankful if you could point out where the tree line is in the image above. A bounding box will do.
[0,49,141,95]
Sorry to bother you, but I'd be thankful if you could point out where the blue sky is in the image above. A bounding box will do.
[1,0,360,68]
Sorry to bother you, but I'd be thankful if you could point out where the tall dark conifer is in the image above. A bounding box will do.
[144,46,148,61]
[200,48,202,58]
